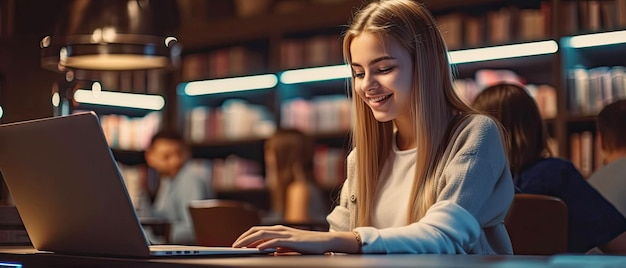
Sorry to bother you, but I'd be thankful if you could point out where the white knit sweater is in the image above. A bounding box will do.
[326,115,514,254]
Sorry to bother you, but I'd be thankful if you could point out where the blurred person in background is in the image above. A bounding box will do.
[263,128,327,224]
[472,83,626,254]
[589,100,626,218]
[145,129,214,244]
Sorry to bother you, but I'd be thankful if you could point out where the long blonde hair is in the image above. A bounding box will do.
[343,0,474,226]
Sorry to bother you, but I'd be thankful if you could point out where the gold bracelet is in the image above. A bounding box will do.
[353,231,362,254]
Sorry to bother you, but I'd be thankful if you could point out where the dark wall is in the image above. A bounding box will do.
[0,0,69,123]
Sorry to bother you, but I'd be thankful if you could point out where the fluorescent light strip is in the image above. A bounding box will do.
[449,40,558,64]
[74,90,165,110]
[569,30,626,48]
[183,74,278,96]
[0,262,22,268]
[280,64,351,84]
[0,105,3,119]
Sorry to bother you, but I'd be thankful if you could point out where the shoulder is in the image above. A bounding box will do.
[517,157,584,192]
[176,162,209,184]
[450,114,502,151]
[524,157,577,173]
[286,181,310,198]
[347,149,356,163]
[461,114,498,133]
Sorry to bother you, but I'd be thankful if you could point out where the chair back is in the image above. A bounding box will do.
[188,199,261,247]
[504,193,568,255]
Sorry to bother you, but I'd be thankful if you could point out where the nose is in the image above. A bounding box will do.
[360,73,378,92]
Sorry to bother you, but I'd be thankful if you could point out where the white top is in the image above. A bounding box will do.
[372,134,416,228]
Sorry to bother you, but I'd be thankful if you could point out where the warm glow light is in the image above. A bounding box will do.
[183,74,278,96]
[165,37,177,47]
[64,54,168,70]
[448,40,558,64]
[91,81,102,97]
[0,105,3,119]
[52,92,60,107]
[568,30,626,48]
[74,89,165,110]
[280,65,352,84]
[102,27,117,43]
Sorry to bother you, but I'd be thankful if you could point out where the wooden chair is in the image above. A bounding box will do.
[504,193,569,255]
[188,199,261,247]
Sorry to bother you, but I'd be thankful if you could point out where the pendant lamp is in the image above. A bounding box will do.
[40,0,182,73]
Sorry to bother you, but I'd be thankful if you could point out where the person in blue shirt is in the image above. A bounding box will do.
[472,83,626,254]
[145,130,214,245]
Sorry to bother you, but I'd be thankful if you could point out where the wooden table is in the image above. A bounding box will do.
[1,246,625,268]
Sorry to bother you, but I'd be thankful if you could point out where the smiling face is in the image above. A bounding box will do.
[350,32,414,123]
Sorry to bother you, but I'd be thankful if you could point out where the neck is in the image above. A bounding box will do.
[394,119,416,150]
[603,149,626,165]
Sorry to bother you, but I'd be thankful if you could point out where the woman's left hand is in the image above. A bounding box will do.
[232,225,356,254]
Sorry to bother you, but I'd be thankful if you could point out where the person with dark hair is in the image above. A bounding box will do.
[145,129,214,245]
[472,83,626,254]
[264,128,327,224]
[233,0,514,255]
[589,100,626,218]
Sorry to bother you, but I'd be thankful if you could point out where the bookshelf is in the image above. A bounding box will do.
[68,0,626,202]
[174,0,562,196]
[560,34,626,176]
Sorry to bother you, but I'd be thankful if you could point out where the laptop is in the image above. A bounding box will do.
[0,112,270,258]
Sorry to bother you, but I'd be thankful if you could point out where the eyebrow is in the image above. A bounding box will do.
[351,56,396,67]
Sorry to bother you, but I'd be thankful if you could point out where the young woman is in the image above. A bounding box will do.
[233,0,514,254]
[472,83,626,254]
[264,128,327,224]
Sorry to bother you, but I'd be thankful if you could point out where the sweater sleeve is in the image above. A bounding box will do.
[356,116,512,254]
[356,201,480,253]
[327,150,355,232]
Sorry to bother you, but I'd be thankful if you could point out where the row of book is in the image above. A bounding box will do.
[570,131,603,178]
[117,148,347,199]
[314,146,347,189]
[280,34,343,70]
[182,33,345,82]
[72,69,165,95]
[560,0,626,35]
[438,3,551,50]
[567,66,626,115]
[182,46,267,81]
[453,69,557,119]
[100,112,162,150]
[280,95,351,135]
[210,155,264,191]
[184,99,276,144]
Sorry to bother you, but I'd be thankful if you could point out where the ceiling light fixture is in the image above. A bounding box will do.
[40,0,181,73]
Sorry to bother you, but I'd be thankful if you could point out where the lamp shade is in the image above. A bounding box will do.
[40,0,181,72]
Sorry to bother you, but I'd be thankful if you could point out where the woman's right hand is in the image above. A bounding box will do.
[232,225,360,254]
